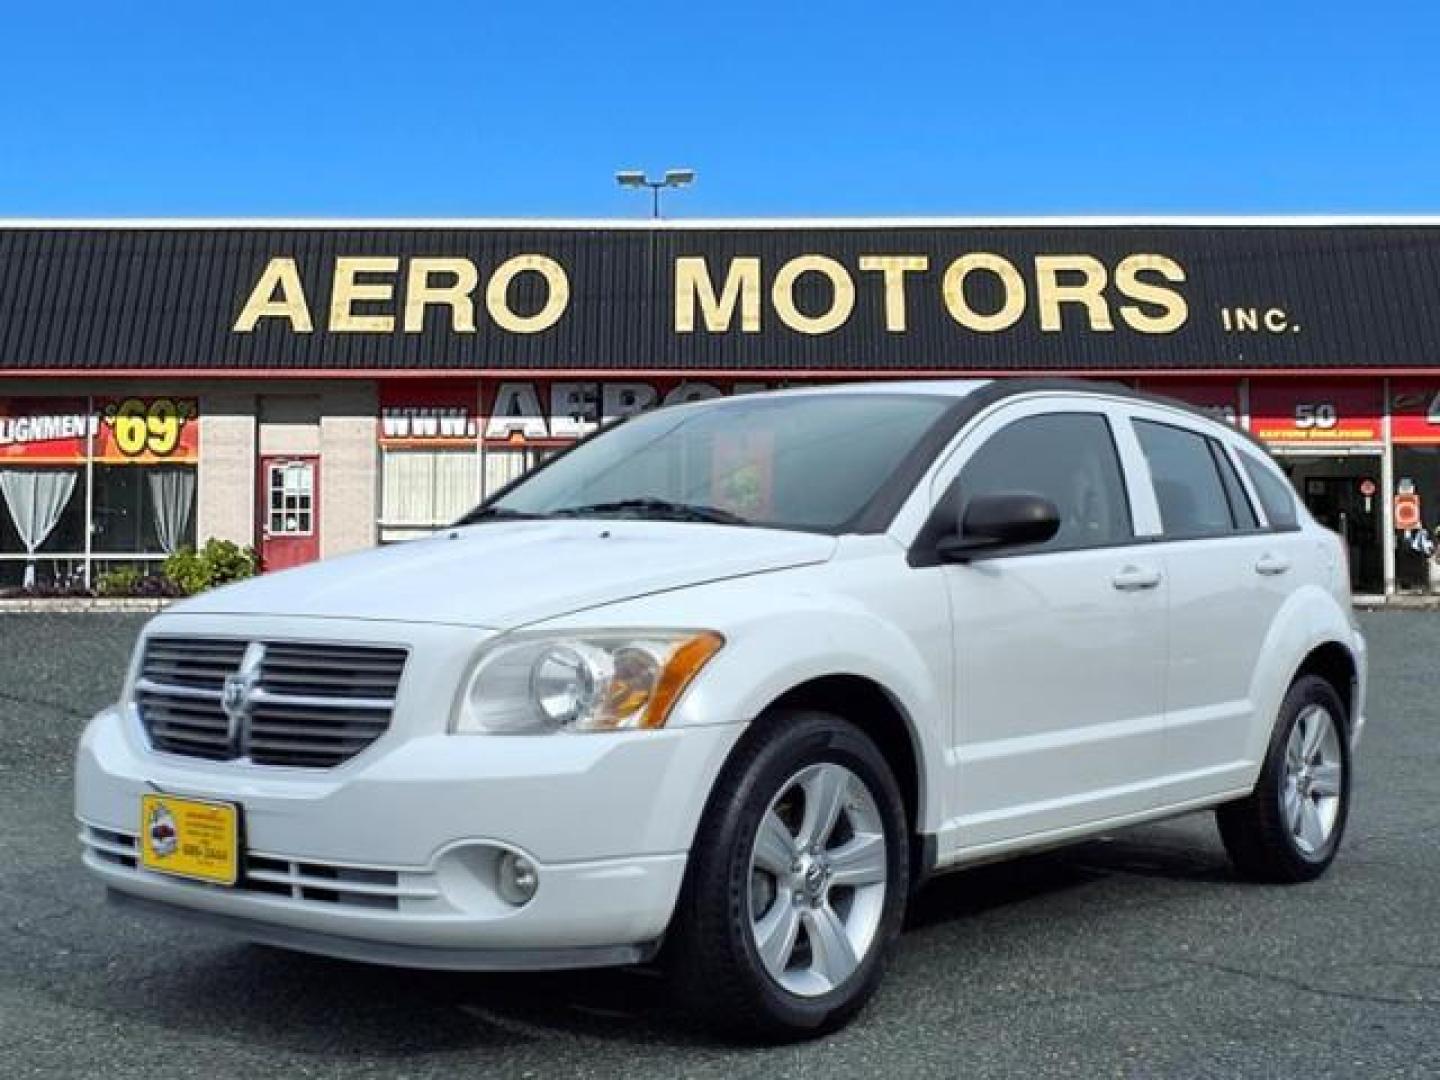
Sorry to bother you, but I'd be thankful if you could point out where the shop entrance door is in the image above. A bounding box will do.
[258,456,320,571]
[1279,455,1383,595]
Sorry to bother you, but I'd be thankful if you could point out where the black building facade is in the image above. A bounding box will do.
[3,218,1439,594]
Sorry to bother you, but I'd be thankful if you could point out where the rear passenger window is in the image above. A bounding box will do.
[1134,420,1238,537]
[958,413,1132,551]
[1211,443,1259,529]
[1239,451,1300,529]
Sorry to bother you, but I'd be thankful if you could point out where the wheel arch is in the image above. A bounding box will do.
[1292,640,1359,731]
[1247,583,1364,763]
[734,672,935,882]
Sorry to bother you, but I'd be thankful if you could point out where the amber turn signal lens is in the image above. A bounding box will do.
[642,632,725,728]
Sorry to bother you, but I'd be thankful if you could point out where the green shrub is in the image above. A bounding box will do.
[162,547,209,595]
[201,538,259,586]
[95,566,142,598]
[162,539,260,596]
[93,565,185,599]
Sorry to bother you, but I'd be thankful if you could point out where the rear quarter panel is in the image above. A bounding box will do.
[1243,565,1363,770]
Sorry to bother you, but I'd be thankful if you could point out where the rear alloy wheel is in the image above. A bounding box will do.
[668,710,909,1040]
[1217,674,1352,883]
[1280,704,1345,857]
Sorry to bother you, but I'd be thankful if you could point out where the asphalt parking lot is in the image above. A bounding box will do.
[1,612,1436,1078]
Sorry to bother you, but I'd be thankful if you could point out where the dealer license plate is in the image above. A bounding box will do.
[138,793,240,886]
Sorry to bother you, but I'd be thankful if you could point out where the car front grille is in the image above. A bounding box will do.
[135,637,408,768]
[80,825,433,911]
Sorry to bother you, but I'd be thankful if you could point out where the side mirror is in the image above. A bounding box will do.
[937,491,1061,561]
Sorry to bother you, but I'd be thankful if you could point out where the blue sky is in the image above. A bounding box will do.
[0,1,1436,217]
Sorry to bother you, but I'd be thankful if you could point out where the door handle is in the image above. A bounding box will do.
[1255,553,1292,576]
[1111,565,1162,591]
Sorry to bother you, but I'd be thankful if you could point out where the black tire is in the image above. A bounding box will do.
[665,709,910,1041]
[1217,674,1352,883]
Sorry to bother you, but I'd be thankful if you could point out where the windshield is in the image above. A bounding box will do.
[478,393,956,533]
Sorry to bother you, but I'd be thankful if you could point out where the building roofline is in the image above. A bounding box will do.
[2,366,1436,381]
[5,214,1440,230]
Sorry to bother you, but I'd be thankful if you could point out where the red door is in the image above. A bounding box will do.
[258,456,320,571]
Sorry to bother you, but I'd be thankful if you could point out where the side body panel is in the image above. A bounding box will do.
[916,397,1170,856]
[1120,403,1296,804]
[1120,399,1361,804]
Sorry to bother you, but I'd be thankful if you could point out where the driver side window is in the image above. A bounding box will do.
[957,412,1133,552]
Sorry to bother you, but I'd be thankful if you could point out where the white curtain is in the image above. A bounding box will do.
[147,468,196,554]
[381,450,482,537]
[484,449,535,500]
[0,469,79,587]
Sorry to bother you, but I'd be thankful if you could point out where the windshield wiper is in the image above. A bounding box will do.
[453,506,550,526]
[550,498,752,526]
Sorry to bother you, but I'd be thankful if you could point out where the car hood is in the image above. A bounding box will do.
[171,520,837,628]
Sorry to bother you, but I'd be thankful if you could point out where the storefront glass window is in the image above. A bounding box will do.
[483,448,546,500]
[92,464,198,554]
[0,467,86,587]
[381,450,480,531]
[0,396,199,590]
[1395,446,1440,594]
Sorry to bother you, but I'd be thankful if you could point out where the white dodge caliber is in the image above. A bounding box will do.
[76,379,1366,1038]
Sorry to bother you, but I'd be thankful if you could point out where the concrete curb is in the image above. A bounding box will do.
[1357,596,1440,611]
[0,598,174,614]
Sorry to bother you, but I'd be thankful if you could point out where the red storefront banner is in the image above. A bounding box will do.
[0,398,94,463]
[1248,380,1382,444]
[97,397,200,463]
[379,381,480,447]
[1390,380,1440,444]
[1136,378,1241,426]
[0,397,198,464]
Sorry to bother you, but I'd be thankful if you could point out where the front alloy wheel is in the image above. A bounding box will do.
[747,762,889,997]
[668,710,909,1039]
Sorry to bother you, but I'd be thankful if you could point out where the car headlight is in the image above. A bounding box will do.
[452,630,725,734]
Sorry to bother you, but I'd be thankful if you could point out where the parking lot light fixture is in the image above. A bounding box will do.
[614,168,696,218]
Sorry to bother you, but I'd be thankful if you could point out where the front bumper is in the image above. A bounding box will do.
[77,704,744,965]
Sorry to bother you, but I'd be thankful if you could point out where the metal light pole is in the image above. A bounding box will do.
[615,168,696,218]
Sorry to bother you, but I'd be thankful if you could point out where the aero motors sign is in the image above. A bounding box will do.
[235,251,1189,340]
[12,224,1440,374]
[379,383,478,448]
[1249,381,1382,445]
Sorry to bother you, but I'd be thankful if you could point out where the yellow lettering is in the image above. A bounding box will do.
[403,258,479,333]
[330,256,399,333]
[942,254,1026,332]
[233,257,313,332]
[675,256,761,332]
[486,255,569,334]
[772,255,855,335]
[1115,254,1188,333]
[858,255,928,332]
[1035,255,1112,332]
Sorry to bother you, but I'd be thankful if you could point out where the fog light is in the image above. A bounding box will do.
[497,850,539,906]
